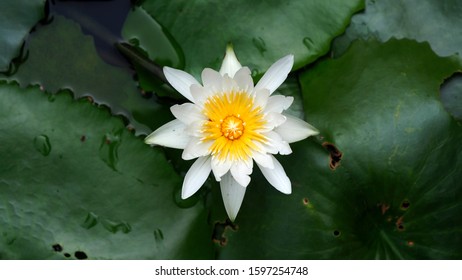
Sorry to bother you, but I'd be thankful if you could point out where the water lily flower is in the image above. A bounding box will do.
[145,45,319,221]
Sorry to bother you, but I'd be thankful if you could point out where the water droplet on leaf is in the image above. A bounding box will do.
[303,37,316,53]
[121,6,185,69]
[153,228,164,242]
[99,130,123,171]
[252,37,267,54]
[101,218,131,234]
[81,212,98,229]
[34,135,52,156]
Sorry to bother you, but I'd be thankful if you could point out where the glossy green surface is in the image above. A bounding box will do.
[0,0,45,72]
[4,16,170,136]
[143,0,365,78]
[0,83,212,259]
[213,40,462,259]
[1,0,461,260]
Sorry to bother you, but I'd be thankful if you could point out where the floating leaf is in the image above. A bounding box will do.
[120,6,184,97]
[121,6,184,70]
[140,0,365,78]
[214,40,462,259]
[2,15,170,135]
[0,0,45,72]
[0,83,212,259]
[333,0,462,58]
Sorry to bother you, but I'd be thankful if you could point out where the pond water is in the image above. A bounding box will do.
[50,0,131,67]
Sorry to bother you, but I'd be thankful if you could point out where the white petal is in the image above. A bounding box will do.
[264,95,294,113]
[221,74,238,93]
[220,172,247,221]
[219,45,242,78]
[264,131,292,155]
[230,159,253,187]
[211,157,232,181]
[255,54,294,95]
[182,156,212,199]
[257,155,291,194]
[252,151,274,169]
[265,112,287,129]
[190,84,210,107]
[257,136,278,154]
[233,67,254,92]
[185,120,205,138]
[144,119,190,149]
[163,66,199,102]
[253,89,270,109]
[274,115,320,143]
[201,68,222,90]
[170,103,204,125]
[182,138,212,160]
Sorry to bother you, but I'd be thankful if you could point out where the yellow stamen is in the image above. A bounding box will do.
[221,115,244,140]
[202,91,266,161]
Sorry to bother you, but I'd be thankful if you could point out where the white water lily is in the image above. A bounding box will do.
[145,46,319,221]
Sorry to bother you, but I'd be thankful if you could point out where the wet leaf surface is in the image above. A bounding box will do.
[141,0,364,78]
[0,0,45,72]
[0,82,212,259]
[2,0,462,260]
[213,40,462,259]
[333,0,462,58]
[2,15,170,136]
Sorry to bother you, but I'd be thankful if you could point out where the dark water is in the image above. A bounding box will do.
[49,0,132,67]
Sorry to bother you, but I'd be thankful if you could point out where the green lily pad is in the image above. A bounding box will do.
[140,0,365,78]
[333,0,462,125]
[121,6,184,70]
[0,0,45,72]
[2,15,170,136]
[119,6,185,97]
[214,39,462,259]
[333,0,462,58]
[0,82,212,259]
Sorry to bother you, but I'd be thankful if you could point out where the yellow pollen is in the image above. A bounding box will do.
[201,91,267,161]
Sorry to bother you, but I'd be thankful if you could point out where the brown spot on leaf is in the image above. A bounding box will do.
[212,219,238,246]
[322,142,343,170]
[396,216,405,231]
[302,198,309,205]
[401,200,410,210]
[80,135,86,142]
[378,203,390,215]
[407,241,414,247]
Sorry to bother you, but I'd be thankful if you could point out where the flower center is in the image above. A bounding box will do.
[201,91,267,162]
[221,115,244,140]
